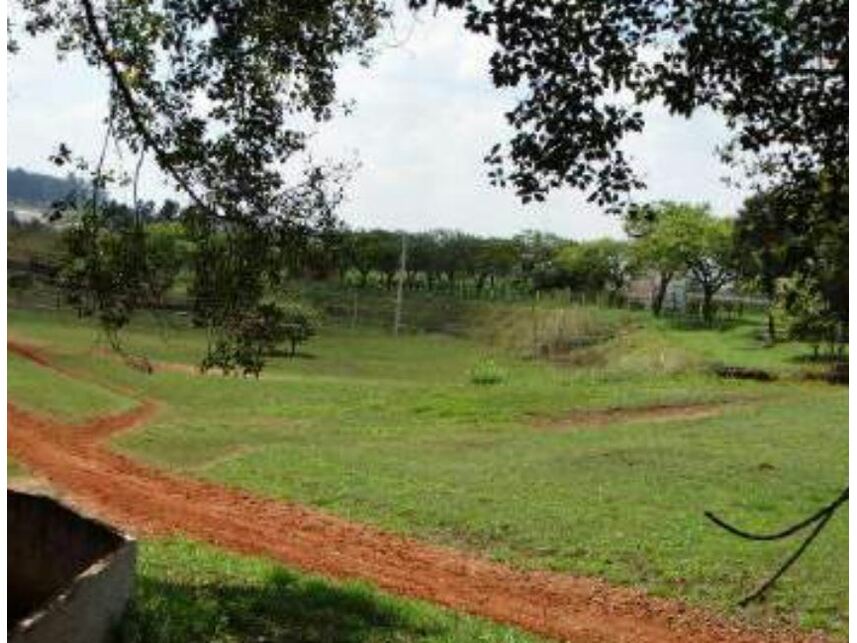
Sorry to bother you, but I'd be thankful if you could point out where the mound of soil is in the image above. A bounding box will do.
[802,362,848,385]
[533,401,726,430]
[714,365,776,382]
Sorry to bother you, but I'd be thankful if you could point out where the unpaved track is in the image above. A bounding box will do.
[7,341,822,643]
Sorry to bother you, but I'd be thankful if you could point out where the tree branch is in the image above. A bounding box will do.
[78,0,216,219]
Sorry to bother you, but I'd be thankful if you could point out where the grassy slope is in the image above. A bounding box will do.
[7,351,135,421]
[7,306,848,636]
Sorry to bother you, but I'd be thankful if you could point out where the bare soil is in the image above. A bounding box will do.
[7,341,823,643]
[532,402,728,430]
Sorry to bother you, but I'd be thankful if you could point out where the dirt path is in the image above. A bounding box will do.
[7,341,822,643]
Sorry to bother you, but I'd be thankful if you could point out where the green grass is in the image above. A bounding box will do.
[7,457,27,480]
[7,304,848,637]
[652,317,839,374]
[7,350,136,421]
[122,538,537,642]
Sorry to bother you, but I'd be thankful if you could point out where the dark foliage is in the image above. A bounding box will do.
[410,0,846,212]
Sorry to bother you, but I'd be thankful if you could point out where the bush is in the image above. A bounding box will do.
[199,301,321,376]
[469,358,506,385]
[274,301,321,357]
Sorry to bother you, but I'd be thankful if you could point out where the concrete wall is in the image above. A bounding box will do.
[8,490,136,643]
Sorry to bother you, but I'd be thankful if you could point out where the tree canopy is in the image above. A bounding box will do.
[10,0,847,369]
[411,0,846,210]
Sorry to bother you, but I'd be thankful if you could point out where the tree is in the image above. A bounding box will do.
[404,232,440,290]
[782,280,840,359]
[431,230,474,290]
[409,0,845,215]
[735,194,799,342]
[629,202,703,317]
[473,238,518,293]
[156,199,181,222]
[347,230,400,288]
[58,204,147,349]
[278,302,321,357]
[685,216,736,325]
[628,203,735,323]
[13,0,385,372]
[736,169,847,344]
[144,221,191,306]
[512,230,564,291]
[16,0,845,604]
[555,239,632,300]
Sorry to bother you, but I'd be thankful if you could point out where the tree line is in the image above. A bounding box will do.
[10,181,845,358]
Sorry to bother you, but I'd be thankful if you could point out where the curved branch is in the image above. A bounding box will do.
[79,0,216,219]
[132,147,145,225]
[91,100,115,216]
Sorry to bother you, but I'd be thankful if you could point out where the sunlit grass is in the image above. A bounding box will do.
[7,305,848,636]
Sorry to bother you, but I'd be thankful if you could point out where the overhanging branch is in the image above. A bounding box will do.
[78,0,216,219]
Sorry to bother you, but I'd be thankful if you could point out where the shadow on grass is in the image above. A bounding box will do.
[121,568,445,643]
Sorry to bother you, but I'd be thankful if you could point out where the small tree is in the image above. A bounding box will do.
[781,280,841,360]
[629,203,735,323]
[555,239,632,302]
[201,305,278,378]
[277,302,320,357]
[145,221,191,306]
[627,202,696,316]
[686,217,736,326]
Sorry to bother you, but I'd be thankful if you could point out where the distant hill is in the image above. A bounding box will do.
[7,167,96,208]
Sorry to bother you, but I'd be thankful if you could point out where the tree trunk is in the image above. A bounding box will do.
[702,286,715,325]
[652,273,671,317]
[767,308,777,345]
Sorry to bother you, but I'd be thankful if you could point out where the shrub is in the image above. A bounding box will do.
[469,358,506,385]
[199,301,321,376]
[274,301,321,357]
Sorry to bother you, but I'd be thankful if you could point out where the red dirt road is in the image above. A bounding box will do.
[7,341,823,643]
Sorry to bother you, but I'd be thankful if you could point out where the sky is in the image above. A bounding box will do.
[6,7,749,240]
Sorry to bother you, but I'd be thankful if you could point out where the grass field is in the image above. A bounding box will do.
[123,538,538,642]
[7,302,848,638]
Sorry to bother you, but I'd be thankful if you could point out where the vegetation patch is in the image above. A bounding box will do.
[7,349,136,422]
[468,358,507,386]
